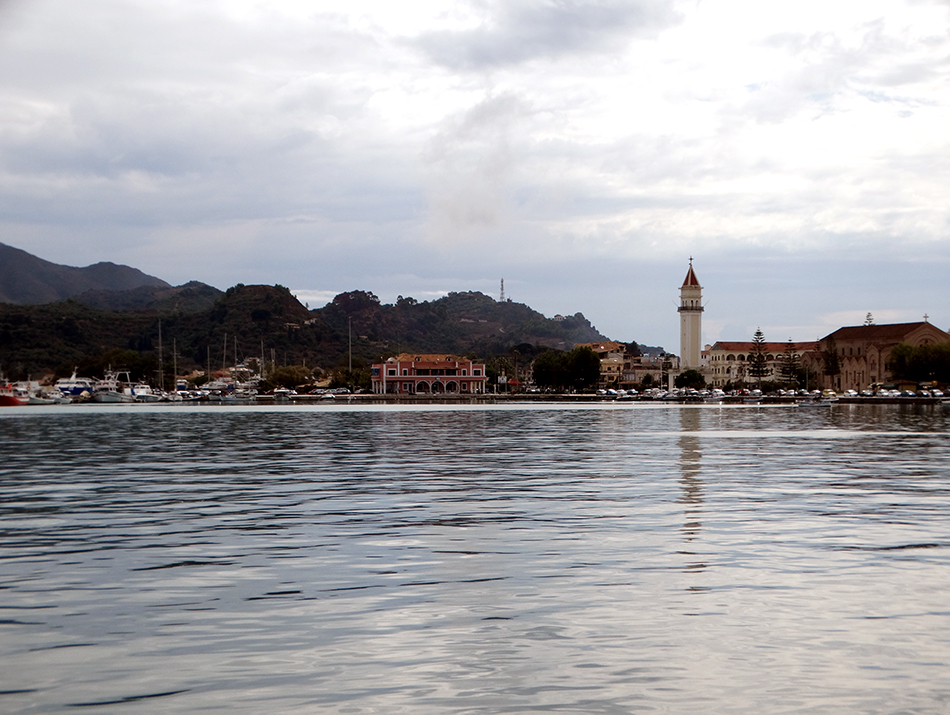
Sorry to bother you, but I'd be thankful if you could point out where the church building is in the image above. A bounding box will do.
[805,321,950,392]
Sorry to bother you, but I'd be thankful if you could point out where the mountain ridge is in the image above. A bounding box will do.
[0,244,655,381]
[0,241,171,304]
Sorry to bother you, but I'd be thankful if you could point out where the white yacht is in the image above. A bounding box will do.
[55,371,96,397]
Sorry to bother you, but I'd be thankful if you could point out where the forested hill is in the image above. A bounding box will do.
[321,289,607,356]
[0,285,614,380]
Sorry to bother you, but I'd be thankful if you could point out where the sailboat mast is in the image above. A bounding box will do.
[158,319,163,390]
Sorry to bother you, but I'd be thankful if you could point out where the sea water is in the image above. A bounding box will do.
[1,402,949,713]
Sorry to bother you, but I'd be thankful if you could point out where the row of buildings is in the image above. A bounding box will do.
[678,262,949,392]
[368,261,948,395]
[526,261,948,393]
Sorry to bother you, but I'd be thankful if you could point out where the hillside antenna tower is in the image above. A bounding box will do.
[500,278,505,302]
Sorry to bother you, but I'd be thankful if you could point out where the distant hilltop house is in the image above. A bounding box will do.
[806,321,950,392]
[371,354,488,395]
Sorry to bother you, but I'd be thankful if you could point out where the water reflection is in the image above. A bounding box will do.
[1,404,950,713]
[677,408,704,543]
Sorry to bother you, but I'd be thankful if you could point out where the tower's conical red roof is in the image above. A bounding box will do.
[682,262,700,287]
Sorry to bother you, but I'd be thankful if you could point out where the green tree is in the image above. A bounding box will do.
[532,346,600,392]
[822,336,841,385]
[490,356,513,391]
[887,342,950,383]
[779,339,800,387]
[329,366,371,391]
[566,346,601,392]
[674,369,706,389]
[533,350,568,391]
[747,328,771,386]
[264,365,314,390]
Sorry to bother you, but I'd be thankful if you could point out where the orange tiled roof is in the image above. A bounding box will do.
[392,353,469,363]
[711,341,816,352]
[824,322,949,342]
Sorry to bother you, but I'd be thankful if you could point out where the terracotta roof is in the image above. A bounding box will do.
[823,322,949,342]
[682,263,700,287]
[711,341,816,352]
[392,353,468,363]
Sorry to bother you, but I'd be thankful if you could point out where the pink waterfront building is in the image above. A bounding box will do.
[371,354,488,395]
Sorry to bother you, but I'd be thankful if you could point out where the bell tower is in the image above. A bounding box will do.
[678,258,703,370]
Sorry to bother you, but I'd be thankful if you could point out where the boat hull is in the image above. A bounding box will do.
[94,391,135,403]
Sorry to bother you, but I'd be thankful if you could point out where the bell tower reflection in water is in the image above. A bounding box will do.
[678,408,704,543]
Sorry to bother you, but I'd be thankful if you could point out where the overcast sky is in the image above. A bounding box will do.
[2,0,949,351]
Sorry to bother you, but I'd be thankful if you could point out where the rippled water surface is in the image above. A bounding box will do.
[1,402,949,713]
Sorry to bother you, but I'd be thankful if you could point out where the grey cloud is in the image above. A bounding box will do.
[423,93,529,239]
[0,2,411,232]
[415,0,681,70]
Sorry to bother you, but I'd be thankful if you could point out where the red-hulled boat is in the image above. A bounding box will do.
[0,384,29,406]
